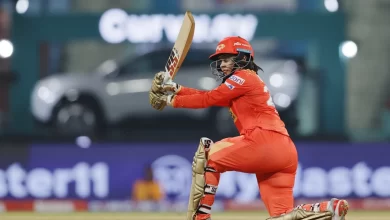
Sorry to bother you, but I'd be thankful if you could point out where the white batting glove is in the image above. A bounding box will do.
[152,71,181,93]
[166,94,175,106]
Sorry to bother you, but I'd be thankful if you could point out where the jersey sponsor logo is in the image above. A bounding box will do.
[229,108,237,122]
[229,75,245,85]
[224,82,235,90]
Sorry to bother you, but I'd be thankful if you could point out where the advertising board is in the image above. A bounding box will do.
[0,142,389,202]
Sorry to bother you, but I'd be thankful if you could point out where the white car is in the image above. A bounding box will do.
[30,47,300,137]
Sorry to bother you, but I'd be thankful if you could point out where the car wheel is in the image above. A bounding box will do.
[54,102,98,136]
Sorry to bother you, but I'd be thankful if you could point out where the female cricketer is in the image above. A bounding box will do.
[149,36,348,220]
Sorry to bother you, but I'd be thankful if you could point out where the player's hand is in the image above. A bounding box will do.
[151,71,165,93]
[152,71,181,93]
[149,90,166,111]
[149,90,175,111]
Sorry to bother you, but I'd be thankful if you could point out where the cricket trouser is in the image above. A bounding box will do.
[196,128,298,219]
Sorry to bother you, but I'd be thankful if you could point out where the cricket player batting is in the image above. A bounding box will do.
[149,36,349,220]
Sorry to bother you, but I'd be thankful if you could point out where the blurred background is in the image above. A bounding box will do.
[0,0,390,216]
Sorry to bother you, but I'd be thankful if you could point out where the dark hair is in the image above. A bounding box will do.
[246,60,263,73]
[234,53,263,74]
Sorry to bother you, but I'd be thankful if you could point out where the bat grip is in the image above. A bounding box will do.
[163,71,173,85]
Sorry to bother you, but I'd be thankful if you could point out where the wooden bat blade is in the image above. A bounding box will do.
[165,11,195,79]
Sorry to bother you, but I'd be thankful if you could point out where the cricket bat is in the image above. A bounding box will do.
[164,11,195,80]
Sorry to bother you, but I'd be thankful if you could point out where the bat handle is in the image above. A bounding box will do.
[163,71,173,85]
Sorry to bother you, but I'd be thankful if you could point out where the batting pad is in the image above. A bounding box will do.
[186,137,213,220]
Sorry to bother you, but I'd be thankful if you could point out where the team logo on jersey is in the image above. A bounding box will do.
[224,82,235,90]
[229,75,245,85]
[229,108,237,122]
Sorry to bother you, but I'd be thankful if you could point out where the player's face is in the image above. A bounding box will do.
[218,55,235,75]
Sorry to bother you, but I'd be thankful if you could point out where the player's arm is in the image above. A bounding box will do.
[172,77,250,109]
[151,71,230,106]
[152,72,207,95]
[177,86,206,95]
[178,86,233,107]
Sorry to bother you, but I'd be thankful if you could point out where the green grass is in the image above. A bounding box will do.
[0,211,389,220]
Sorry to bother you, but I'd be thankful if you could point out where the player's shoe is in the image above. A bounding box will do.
[327,198,349,220]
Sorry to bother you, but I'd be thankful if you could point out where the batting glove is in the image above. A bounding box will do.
[149,90,175,111]
[152,71,181,94]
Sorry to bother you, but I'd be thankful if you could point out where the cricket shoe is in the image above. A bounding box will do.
[327,198,349,220]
